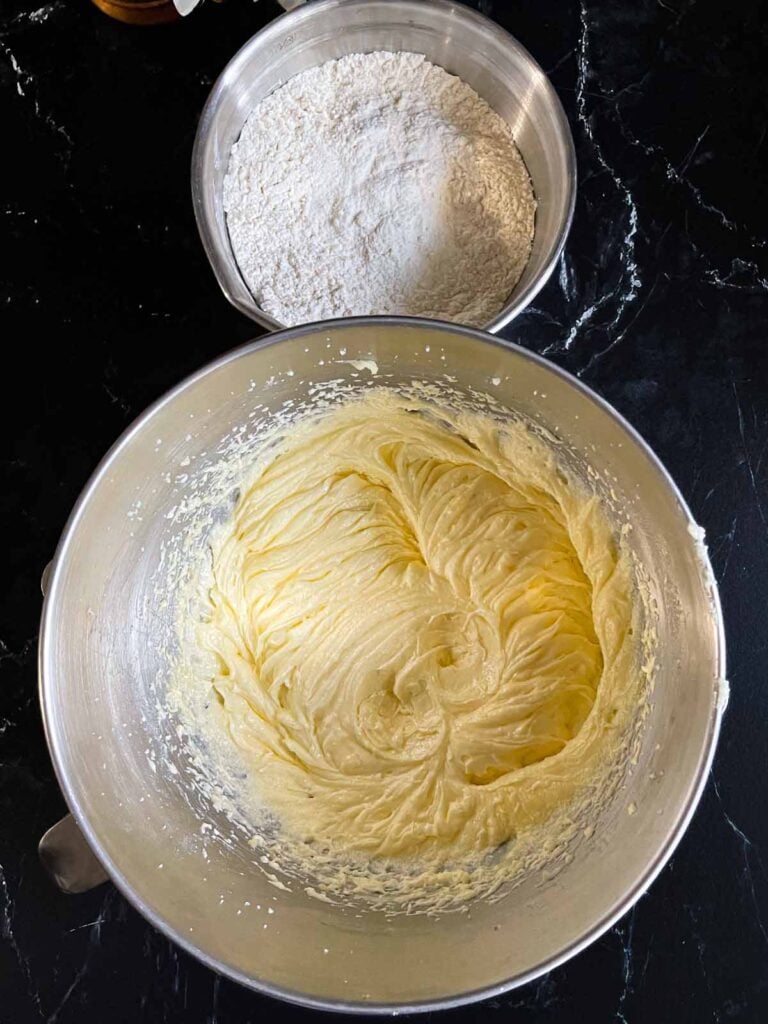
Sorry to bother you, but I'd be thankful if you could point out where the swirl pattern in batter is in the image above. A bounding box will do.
[200,393,637,863]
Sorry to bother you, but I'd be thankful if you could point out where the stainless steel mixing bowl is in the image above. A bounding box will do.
[39,318,726,1012]
[191,0,576,333]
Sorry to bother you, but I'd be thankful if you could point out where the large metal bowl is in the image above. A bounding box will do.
[39,318,725,1012]
[192,0,576,333]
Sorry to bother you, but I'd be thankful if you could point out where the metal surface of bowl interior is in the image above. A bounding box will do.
[192,0,576,334]
[40,318,725,1013]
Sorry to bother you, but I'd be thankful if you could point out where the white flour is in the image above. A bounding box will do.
[224,51,536,328]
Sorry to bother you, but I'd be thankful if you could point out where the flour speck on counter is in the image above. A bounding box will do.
[223,51,536,328]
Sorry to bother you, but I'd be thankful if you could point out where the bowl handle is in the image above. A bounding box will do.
[38,815,110,894]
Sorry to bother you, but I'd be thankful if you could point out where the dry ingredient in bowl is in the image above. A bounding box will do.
[223,51,536,328]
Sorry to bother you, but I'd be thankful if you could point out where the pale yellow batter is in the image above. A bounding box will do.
[199,392,638,865]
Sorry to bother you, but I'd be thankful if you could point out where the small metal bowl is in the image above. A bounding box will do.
[192,0,576,333]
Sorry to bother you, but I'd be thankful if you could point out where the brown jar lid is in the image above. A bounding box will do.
[91,0,181,26]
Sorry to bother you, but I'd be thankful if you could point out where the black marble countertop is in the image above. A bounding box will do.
[2,0,767,1021]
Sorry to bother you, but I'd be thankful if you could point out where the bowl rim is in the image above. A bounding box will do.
[39,316,726,1015]
[190,0,577,335]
